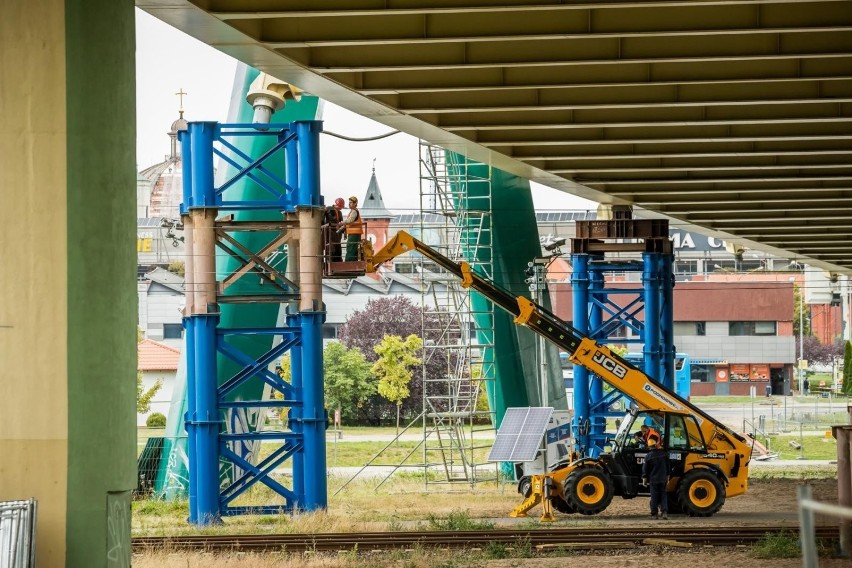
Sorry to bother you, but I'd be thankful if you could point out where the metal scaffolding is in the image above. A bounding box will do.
[417,142,498,488]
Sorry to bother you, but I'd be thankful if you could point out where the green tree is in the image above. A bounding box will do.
[167,260,185,277]
[271,355,292,424]
[323,342,376,424]
[843,340,852,395]
[793,284,812,352]
[373,334,423,437]
[608,344,629,358]
[137,374,162,414]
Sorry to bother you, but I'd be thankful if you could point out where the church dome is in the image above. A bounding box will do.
[140,110,188,220]
[169,112,188,134]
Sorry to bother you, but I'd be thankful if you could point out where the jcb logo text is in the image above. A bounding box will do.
[592,351,628,379]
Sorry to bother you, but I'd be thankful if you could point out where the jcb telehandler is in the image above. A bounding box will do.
[364,232,752,519]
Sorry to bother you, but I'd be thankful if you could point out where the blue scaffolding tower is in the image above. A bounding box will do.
[180,120,326,524]
[570,217,675,457]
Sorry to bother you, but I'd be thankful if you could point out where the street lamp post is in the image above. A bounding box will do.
[799,300,804,396]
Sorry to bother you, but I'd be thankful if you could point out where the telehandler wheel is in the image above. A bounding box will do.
[677,469,726,517]
[518,477,532,498]
[551,496,576,515]
[563,465,614,515]
[518,476,575,513]
[666,492,684,514]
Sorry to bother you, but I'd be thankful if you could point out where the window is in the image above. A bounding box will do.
[667,415,690,451]
[729,321,776,336]
[674,321,705,336]
[674,260,698,275]
[754,321,776,335]
[322,324,338,339]
[691,364,713,383]
[163,323,183,339]
[683,416,706,451]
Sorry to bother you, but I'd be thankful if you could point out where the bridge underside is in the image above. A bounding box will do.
[139,0,852,272]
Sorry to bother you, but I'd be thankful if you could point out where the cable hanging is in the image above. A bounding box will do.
[321,129,401,142]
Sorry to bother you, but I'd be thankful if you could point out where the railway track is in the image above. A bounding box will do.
[133,525,839,554]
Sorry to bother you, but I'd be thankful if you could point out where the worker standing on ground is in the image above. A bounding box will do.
[341,195,362,261]
[642,434,669,520]
[323,197,345,262]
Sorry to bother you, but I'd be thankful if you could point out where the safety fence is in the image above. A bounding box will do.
[798,484,852,567]
[0,499,36,568]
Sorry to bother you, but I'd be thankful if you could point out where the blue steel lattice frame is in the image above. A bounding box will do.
[570,254,675,458]
[181,120,326,525]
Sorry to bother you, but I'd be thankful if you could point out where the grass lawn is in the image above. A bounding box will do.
[760,432,838,460]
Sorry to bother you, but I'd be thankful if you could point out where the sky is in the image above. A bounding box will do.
[135,10,596,212]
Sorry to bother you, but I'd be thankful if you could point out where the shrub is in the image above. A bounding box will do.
[426,509,495,531]
[753,531,800,558]
[146,412,166,428]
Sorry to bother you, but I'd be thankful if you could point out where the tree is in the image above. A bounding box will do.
[793,284,812,344]
[373,334,423,437]
[167,260,185,277]
[802,336,843,367]
[338,296,456,424]
[137,374,162,414]
[323,342,376,424]
[844,341,852,395]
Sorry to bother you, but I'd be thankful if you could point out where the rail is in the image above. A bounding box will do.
[132,525,840,554]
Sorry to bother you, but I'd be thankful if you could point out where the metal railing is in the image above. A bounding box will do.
[0,499,37,568]
[798,485,852,567]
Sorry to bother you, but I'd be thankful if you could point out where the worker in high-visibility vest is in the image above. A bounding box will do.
[340,195,362,261]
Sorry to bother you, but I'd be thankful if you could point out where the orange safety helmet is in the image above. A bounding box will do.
[334,197,345,208]
[349,195,358,205]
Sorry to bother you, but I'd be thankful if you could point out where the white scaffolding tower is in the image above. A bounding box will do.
[418,142,498,488]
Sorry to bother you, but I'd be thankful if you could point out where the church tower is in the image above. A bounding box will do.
[359,161,394,251]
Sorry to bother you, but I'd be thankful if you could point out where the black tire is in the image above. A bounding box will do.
[563,465,614,515]
[666,492,684,514]
[551,496,576,515]
[677,469,726,517]
[518,477,532,498]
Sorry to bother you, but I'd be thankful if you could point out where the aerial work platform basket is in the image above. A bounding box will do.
[321,222,367,279]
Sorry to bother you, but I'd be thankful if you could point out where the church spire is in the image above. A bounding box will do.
[360,161,393,220]
[168,88,188,159]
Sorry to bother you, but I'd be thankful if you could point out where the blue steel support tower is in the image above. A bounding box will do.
[570,217,674,457]
[181,120,326,525]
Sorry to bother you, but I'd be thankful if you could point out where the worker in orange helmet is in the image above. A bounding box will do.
[340,195,362,261]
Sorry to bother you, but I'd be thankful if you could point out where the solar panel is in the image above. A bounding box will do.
[488,407,553,462]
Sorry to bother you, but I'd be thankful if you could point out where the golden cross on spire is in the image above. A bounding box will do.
[175,88,188,112]
[372,157,376,172]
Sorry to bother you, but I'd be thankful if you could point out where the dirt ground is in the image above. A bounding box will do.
[134,478,850,567]
[568,476,838,525]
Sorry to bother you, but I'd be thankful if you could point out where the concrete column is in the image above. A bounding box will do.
[298,208,323,312]
[189,209,218,314]
[0,1,137,566]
